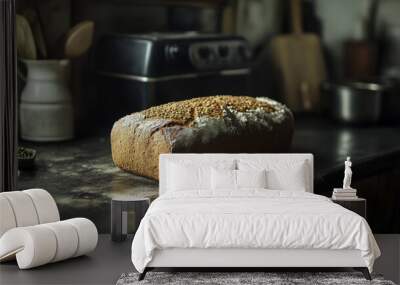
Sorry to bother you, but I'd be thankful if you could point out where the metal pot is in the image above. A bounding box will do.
[322,81,383,124]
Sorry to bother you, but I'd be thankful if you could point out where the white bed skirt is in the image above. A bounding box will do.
[148,248,366,268]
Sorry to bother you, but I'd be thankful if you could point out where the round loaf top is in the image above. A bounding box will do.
[142,95,279,126]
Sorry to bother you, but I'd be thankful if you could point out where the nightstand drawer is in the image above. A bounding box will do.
[331,198,366,219]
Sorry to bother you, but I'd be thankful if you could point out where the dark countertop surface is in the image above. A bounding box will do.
[17,116,400,233]
[292,116,400,193]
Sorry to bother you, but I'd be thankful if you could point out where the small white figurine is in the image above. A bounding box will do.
[343,156,353,189]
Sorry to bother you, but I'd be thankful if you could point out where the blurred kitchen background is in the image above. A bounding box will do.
[15,0,400,136]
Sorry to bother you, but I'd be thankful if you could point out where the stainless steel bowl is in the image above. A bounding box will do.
[322,81,383,124]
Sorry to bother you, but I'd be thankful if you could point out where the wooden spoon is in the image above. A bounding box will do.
[22,9,48,59]
[64,21,95,59]
[16,14,37,60]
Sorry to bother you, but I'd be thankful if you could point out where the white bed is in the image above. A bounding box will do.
[131,154,380,280]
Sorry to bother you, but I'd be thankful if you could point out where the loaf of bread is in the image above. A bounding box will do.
[111,96,294,180]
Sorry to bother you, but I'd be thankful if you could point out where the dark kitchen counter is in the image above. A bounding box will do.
[292,116,400,193]
[17,116,400,233]
[292,116,400,233]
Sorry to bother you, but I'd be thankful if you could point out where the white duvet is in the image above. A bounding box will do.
[131,190,380,273]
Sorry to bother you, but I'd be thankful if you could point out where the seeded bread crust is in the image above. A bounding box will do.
[111,96,294,180]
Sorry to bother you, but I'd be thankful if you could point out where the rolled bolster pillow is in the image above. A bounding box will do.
[0,226,57,269]
[64,218,98,257]
[23,189,60,224]
[0,218,98,269]
[0,191,40,228]
[0,189,60,238]
[42,221,79,263]
[0,196,17,237]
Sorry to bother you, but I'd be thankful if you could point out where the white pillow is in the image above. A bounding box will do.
[211,168,236,190]
[167,160,235,191]
[237,159,309,191]
[237,169,267,188]
[211,169,267,190]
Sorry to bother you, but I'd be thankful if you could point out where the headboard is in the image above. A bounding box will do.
[159,153,314,195]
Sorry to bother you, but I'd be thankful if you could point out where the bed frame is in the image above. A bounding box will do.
[139,154,371,280]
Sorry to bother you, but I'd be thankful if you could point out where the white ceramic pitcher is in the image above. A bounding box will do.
[20,60,74,141]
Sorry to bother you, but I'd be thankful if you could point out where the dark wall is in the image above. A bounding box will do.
[0,0,18,192]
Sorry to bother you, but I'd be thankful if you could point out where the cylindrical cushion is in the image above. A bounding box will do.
[0,189,60,239]
[23,189,60,224]
[64,218,98,257]
[0,218,98,269]
[42,221,79,262]
[0,191,39,227]
[0,226,57,269]
[0,196,17,237]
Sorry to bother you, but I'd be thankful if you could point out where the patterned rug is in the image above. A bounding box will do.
[116,271,396,285]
